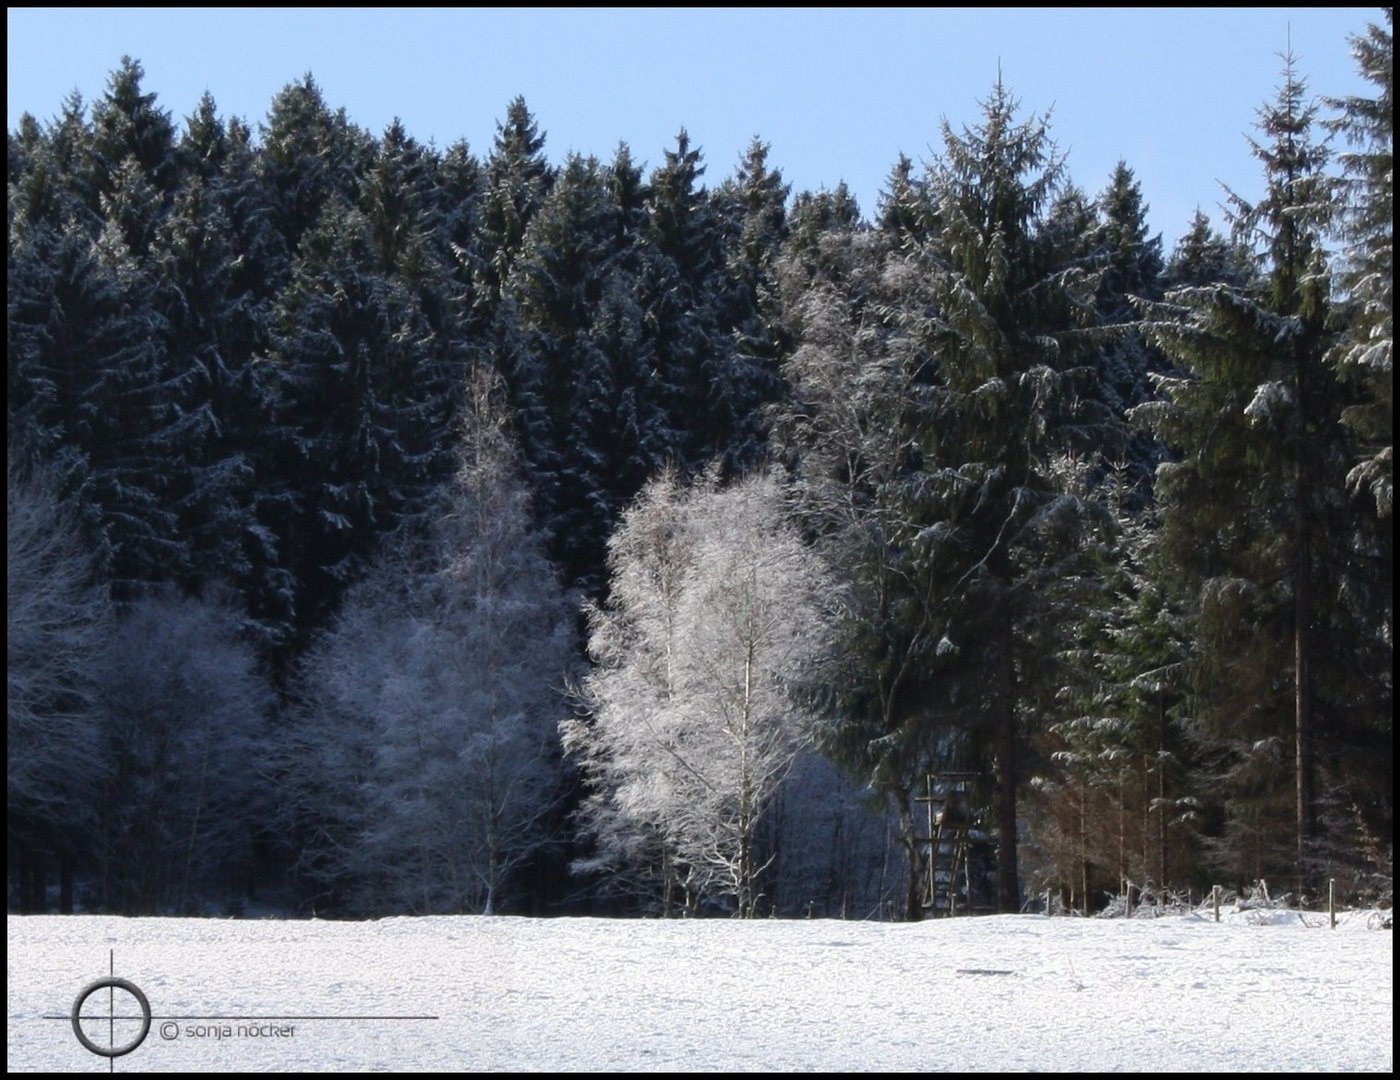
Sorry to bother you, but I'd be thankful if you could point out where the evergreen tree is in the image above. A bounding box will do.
[88,59,177,263]
[89,56,178,199]
[99,155,165,258]
[1326,9,1392,519]
[901,81,1106,912]
[177,92,228,183]
[1135,55,1360,893]
[503,151,656,596]
[472,98,556,547]
[712,137,792,470]
[588,142,674,493]
[788,182,860,249]
[1164,209,1248,290]
[147,93,296,641]
[475,96,553,314]
[47,90,103,225]
[262,199,454,647]
[504,155,608,518]
[785,83,1106,915]
[876,153,930,248]
[7,217,184,596]
[259,74,370,275]
[1093,164,1165,414]
[638,130,732,467]
[8,103,94,241]
[1323,9,1393,893]
[201,112,295,647]
[1031,468,1198,907]
[434,137,486,299]
[1041,164,1168,493]
[360,119,441,278]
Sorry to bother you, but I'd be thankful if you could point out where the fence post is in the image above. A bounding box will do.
[1329,879,1336,930]
[1212,884,1221,923]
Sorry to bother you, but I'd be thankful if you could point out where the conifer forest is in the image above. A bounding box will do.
[7,12,1392,921]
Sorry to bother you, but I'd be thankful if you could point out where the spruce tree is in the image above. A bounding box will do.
[149,168,259,596]
[1326,9,1392,519]
[876,153,930,248]
[776,75,1106,914]
[7,217,183,596]
[475,96,552,315]
[1135,54,1357,893]
[893,80,1104,912]
[712,137,791,470]
[1093,164,1165,417]
[1033,467,1197,906]
[504,151,617,592]
[89,56,178,199]
[258,74,370,276]
[1164,209,1248,290]
[1323,10,1393,893]
[262,199,453,647]
[641,130,730,467]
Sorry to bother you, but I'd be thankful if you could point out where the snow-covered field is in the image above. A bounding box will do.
[7,908,1392,1072]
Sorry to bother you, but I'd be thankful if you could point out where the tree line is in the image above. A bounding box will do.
[8,12,1391,919]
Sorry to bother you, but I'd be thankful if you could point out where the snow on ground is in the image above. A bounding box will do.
[7,908,1392,1072]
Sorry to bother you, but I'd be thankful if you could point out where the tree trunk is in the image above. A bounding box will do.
[894,789,923,921]
[995,663,1019,913]
[1158,693,1168,889]
[996,714,1019,918]
[1295,531,1313,896]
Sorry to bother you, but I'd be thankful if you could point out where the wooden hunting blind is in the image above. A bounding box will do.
[916,771,989,915]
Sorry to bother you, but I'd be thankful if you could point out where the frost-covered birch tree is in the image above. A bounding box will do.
[281,367,574,915]
[565,470,832,916]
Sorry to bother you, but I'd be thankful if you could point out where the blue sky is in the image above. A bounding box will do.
[6,7,1381,246]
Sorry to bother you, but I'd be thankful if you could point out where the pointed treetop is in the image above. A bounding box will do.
[1227,50,1333,313]
[91,54,176,190]
[935,77,1062,237]
[493,96,547,164]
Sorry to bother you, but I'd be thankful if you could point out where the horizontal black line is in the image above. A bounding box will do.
[45,1015,439,1021]
[159,1016,441,1021]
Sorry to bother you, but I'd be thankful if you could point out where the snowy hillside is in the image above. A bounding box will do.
[7,910,1392,1072]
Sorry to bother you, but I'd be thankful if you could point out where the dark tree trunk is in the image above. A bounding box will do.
[895,789,923,922]
[1295,532,1314,895]
[995,655,1019,913]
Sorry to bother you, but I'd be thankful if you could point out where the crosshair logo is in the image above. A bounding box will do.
[70,977,152,1057]
[49,948,438,1066]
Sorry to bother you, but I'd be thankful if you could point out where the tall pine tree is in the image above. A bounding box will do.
[1135,54,1359,893]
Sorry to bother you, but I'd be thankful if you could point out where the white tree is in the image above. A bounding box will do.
[7,457,110,911]
[563,467,697,910]
[282,367,575,915]
[566,470,834,916]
